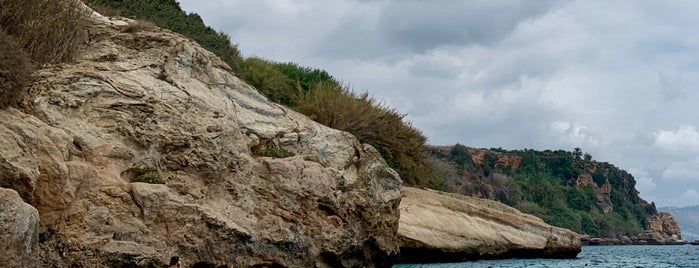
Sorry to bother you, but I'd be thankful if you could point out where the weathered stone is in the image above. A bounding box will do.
[630,212,685,245]
[398,187,581,263]
[0,188,40,267]
[0,5,401,267]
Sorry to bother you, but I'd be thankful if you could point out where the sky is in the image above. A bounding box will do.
[178,0,699,208]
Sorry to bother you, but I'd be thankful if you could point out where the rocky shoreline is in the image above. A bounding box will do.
[0,3,688,267]
[582,212,685,246]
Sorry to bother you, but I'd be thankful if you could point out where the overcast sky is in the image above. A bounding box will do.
[178,0,699,208]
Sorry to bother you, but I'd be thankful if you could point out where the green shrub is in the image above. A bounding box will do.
[0,29,34,109]
[294,83,430,185]
[252,138,295,158]
[253,145,295,158]
[121,20,156,33]
[0,0,89,65]
[86,0,243,74]
[273,62,340,92]
[134,172,165,184]
[240,57,299,105]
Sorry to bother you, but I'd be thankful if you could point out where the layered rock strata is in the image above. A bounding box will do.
[398,187,581,263]
[0,9,401,267]
[632,212,684,245]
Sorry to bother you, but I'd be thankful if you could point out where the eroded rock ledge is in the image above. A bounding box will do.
[397,187,581,263]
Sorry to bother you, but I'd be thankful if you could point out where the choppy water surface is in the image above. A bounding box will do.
[394,245,699,268]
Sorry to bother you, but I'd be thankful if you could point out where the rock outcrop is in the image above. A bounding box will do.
[0,188,40,267]
[631,212,684,245]
[0,9,402,267]
[397,187,581,263]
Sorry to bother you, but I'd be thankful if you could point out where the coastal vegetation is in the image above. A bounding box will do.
[0,0,89,108]
[430,146,657,237]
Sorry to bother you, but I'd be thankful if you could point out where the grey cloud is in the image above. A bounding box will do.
[316,0,557,60]
[658,72,686,101]
[178,0,699,207]
[376,0,557,53]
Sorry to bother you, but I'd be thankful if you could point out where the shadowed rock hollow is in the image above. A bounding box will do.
[0,9,401,268]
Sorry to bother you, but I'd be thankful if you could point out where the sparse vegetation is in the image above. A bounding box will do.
[294,83,432,186]
[121,20,156,33]
[430,146,657,237]
[86,0,243,74]
[240,57,299,105]
[0,30,34,109]
[0,0,89,65]
[0,0,90,109]
[134,172,165,184]
[252,143,296,158]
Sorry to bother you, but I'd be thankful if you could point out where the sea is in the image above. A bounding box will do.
[393,245,699,268]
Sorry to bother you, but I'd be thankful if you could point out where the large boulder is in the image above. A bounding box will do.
[398,187,580,263]
[0,188,40,267]
[631,212,685,245]
[0,9,401,268]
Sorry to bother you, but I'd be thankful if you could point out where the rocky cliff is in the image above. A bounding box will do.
[632,212,684,245]
[660,206,699,241]
[0,10,402,267]
[397,187,581,263]
[429,145,666,239]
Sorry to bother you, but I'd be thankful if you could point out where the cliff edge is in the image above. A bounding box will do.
[0,9,401,268]
[398,187,581,263]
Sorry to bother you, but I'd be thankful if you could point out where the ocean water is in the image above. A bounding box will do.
[393,245,699,268]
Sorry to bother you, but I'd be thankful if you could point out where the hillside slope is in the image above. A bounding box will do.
[0,10,402,267]
[429,145,671,240]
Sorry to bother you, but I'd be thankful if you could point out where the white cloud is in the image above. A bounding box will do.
[654,125,699,152]
[628,168,657,194]
[662,157,699,181]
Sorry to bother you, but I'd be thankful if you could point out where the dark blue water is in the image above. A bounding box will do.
[394,245,699,268]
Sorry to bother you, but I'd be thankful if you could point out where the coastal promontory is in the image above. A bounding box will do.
[398,187,581,263]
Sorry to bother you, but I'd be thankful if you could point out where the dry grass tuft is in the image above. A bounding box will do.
[121,20,156,33]
[92,4,121,17]
[0,0,90,65]
[0,29,35,109]
[295,83,431,185]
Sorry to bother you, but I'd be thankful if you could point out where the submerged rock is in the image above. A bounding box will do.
[397,187,580,263]
[0,6,401,267]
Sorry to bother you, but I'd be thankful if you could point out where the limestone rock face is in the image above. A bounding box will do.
[0,188,40,267]
[631,212,684,245]
[398,187,580,263]
[0,10,402,267]
[648,212,682,238]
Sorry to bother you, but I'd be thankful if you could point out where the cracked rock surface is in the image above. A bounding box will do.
[0,10,401,268]
[398,187,581,263]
